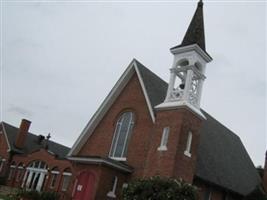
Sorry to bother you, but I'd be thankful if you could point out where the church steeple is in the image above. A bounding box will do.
[156,0,212,119]
[171,0,206,51]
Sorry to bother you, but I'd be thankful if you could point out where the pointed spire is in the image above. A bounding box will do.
[171,0,206,51]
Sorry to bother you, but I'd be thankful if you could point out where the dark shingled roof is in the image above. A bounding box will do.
[171,0,206,51]
[134,59,168,109]
[134,60,261,196]
[1,122,70,159]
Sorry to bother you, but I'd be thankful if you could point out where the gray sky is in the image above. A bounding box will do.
[1,0,266,166]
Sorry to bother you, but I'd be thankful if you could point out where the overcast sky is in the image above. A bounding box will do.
[1,0,266,166]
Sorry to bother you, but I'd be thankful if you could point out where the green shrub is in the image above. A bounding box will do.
[40,191,60,200]
[122,176,197,200]
[16,190,60,200]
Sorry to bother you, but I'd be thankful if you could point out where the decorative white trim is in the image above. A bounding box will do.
[109,157,127,161]
[155,100,206,120]
[107,176,118,199]
[63,172,72,176]
[68,59,156,156]
[68,157,132,173]
[184,131,193,157]
[184,151,192,158]
[51,170,60,174]
[157,146,167,151]
[26,167,48,173]
[170,44,212,63]
[157,127,170,151]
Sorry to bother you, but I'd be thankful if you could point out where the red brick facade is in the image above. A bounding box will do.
[0,128,10,178]
[71,70,231,199]
[78,73,154,179]
[144,109,202,183]
[6,149,74,200]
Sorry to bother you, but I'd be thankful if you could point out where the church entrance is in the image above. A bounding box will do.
[73,171,95,200]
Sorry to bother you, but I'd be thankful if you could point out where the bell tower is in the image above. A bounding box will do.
[145,0,212,183]
[156,0,212,118]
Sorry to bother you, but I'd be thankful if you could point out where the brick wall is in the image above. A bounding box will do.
[0,125,11,177]
[78,73,154,178]
[144,108,202,183]
[6,149,73,200]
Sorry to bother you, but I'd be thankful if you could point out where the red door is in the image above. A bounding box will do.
[73,171,95,200]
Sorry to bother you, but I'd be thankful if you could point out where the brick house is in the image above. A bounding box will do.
[0,119,74,200]
[67,1,264,200]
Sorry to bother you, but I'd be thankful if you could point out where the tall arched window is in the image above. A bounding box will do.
[109,112,135,160]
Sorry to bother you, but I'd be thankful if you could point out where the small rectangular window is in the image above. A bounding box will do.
[61,173,72,191]
[184,131,193,157]
[50,173,58,188]
[158,127,170,151]
[8,168,15,180]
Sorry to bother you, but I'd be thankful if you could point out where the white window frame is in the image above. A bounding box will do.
[16,166,24,182]
[109,112,134,160]
[8,164,16,180]
[107,176,118,198]
[184,131,193,157]
[157,127,170,151]
[50,170,59,189]
[61,172,72,191]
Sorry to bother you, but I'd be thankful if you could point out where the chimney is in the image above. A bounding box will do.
[15,119,31,149]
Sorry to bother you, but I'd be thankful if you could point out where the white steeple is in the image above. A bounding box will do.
[156,0,212,119]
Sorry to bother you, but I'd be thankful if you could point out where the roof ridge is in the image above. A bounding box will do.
[2,121,70,149]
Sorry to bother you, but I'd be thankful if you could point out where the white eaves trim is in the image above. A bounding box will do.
[68,59,155,156]
[155,100,206,120]
[133,62,155,123]
[68,157,132,173]
[170,44,212,63]
[1,122,11,152]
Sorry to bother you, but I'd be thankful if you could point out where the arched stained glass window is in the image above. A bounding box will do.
[109,112,135,160]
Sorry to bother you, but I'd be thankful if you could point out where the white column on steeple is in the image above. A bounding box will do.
[155,0,212,119]
[182,69,193,102]
[165,69,176,102]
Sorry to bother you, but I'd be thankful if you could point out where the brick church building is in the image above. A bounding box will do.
[67,1,264,200]
[0,1,266,200]
[0,119,74,199]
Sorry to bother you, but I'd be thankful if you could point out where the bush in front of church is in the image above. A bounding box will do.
[122,176,197,200]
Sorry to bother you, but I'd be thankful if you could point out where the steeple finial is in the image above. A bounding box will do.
[198,0,203,8]
[171,0,206,51]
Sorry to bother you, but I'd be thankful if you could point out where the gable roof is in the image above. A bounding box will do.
[197,111,261,196]
[69,59,261,196]
[1,122,70,159]
[68,59,159,156]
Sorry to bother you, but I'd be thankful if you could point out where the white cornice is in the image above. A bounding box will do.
[155,101,206,120]
[170,44,212,63]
